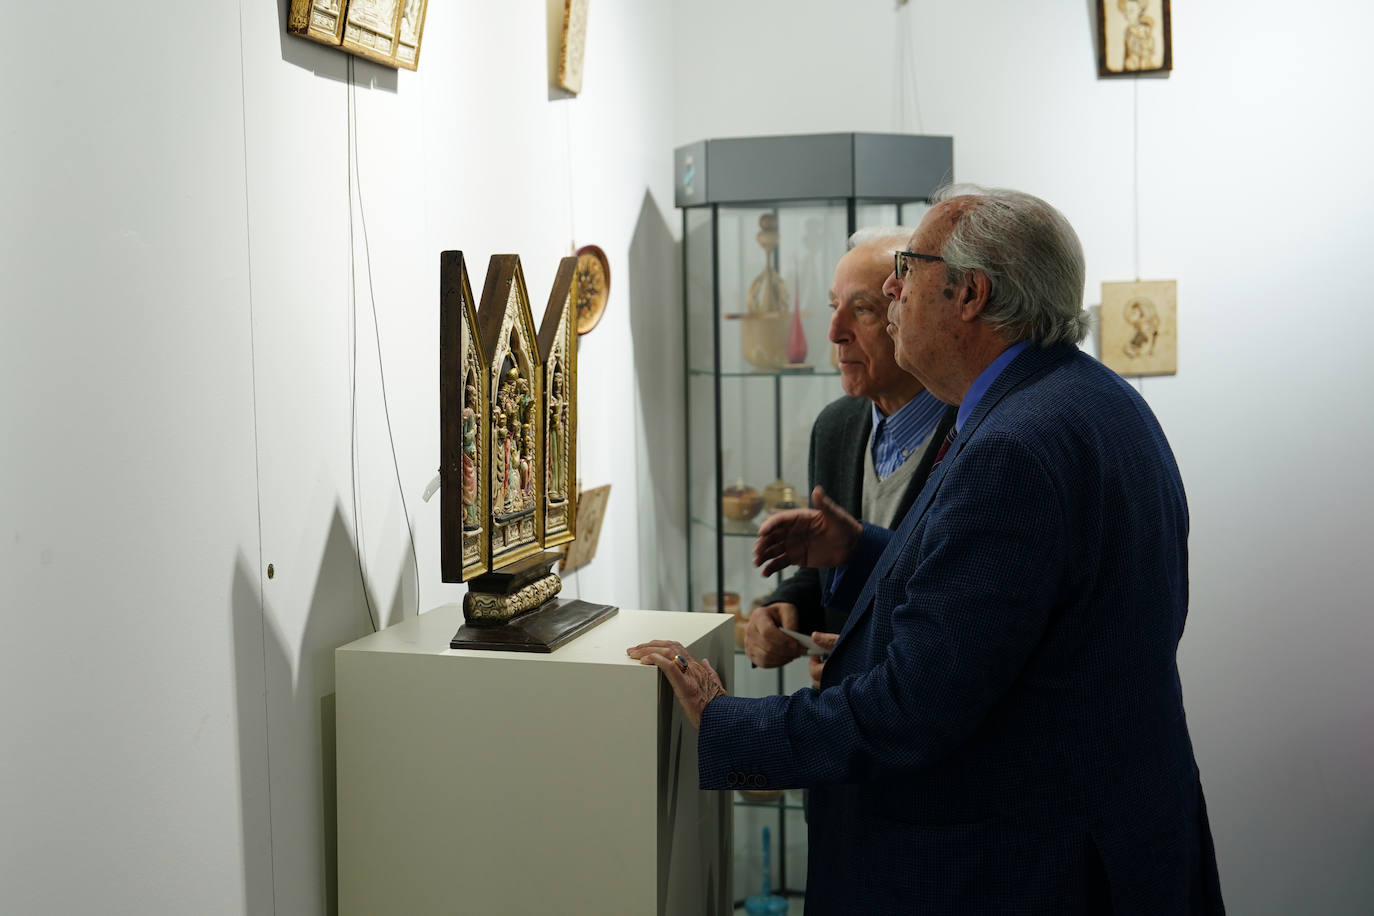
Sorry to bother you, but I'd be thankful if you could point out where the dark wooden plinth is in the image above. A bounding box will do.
[466,551,560,599]
[450,598,618,653]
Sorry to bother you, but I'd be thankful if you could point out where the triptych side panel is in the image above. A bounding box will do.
[440,252,489,581]
[539,257,579,549]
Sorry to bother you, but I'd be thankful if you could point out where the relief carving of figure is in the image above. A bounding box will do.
[401,0,421,41]
[494,366,531,515]
[514,376,535,507]
[1119,0,1156,70]
[493,406,509,512]
[1122,297,1160,358]
[350,0,397,31]
[461,378,480,530]
[546,363,567,500]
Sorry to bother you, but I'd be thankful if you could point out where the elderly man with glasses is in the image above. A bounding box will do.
[744,228,955,687]
[632,185,1223,915]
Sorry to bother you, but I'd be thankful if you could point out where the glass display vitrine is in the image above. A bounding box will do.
[675,132,953,907]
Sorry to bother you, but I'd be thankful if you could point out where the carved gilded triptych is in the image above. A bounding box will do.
[441,252,580,583]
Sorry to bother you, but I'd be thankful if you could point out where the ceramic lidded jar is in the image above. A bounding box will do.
[768,486,799,514]
[761,477,799,513]
[721,479,764,521]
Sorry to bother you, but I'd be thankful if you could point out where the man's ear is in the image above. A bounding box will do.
[957,270,991,322]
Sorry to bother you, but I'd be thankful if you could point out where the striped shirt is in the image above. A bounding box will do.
[870,390,945,480]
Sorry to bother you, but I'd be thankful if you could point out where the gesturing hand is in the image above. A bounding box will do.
[753,486,862,577]
[745,602,805,668]
[626,640,727,730]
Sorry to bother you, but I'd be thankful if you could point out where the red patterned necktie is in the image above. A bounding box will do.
[930,424,957,470]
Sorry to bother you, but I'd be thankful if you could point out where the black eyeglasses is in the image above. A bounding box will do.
[894,250,945,280]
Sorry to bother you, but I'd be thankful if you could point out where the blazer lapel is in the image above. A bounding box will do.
[830,345,1077,649]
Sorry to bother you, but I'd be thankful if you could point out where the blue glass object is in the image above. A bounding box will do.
[744,826,788,915]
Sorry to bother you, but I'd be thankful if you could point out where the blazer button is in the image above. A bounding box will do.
[727,772,739,787]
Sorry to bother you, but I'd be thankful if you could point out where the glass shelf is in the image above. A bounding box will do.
[691,516,763,538]
[733,791,806,812]
[688,367,840,379]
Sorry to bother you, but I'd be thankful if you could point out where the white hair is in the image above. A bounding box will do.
[932,184,1089,347]
[847,226,916,254]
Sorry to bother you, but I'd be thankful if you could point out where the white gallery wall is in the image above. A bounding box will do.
[674,1,1374,913]
[2,0,676,913]
[4,0,1371,913]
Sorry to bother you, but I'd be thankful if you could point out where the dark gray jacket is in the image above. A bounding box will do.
[763,394,955,634]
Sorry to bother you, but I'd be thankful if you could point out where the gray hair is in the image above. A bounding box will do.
[848,226,916,253]
[932,184,1088,346]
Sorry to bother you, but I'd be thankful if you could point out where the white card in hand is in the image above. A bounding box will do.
[779,627,825,655]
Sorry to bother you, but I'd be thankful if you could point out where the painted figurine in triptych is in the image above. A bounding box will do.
[478,257,544,568]
[537,256,579,547]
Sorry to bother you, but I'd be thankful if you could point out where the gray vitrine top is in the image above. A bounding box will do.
[675,132,952,208]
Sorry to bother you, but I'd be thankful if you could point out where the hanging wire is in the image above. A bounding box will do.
[561,98,582,595]
[564,102,577,253]
[1132,77,1145,396]
[893,2,924,133]
[236,0,279,895]
[1133,78,1141,282]
[347,57,422,627]
[346,58,378,631]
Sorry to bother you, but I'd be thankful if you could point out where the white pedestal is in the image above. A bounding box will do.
[337,605,734,915]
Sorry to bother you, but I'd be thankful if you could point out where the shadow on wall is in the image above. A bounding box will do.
[232,504,401,915]
[231,555,275,915]
[629,189,687,611]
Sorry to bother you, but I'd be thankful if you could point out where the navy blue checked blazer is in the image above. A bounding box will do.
[699,344,1223,914]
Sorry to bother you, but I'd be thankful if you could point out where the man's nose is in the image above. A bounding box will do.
[828,308,850,343]
[881,271,901,300]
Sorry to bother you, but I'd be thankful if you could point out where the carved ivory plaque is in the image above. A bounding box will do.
[287,0,428,70]
[1100,279,1178,376]
[394,0,428,69]
[557,0,590,93]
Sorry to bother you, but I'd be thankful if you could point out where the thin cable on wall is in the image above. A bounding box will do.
[346,56,423,628]
[1132,78,1141,282]
[236,0,280,899]
[1132,77,1144,397]
[347,58,378,632]
[893,1,924,134]
[563,103,577,254]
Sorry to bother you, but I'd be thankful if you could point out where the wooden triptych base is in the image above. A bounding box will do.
[450,597,618,653]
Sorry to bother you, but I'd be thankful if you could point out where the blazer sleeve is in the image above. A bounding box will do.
[698,431,1067,789]
[820,523,893,616]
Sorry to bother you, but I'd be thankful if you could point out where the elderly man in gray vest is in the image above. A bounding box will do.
[745,229,955,684]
